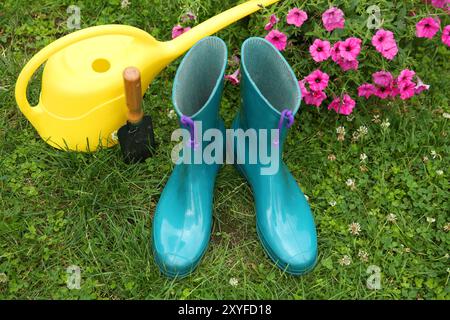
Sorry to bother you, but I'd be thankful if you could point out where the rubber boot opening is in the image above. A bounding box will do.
[173,37,227,117]
[242,38,300,113]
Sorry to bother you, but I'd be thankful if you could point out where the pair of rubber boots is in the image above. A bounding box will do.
[153,37,317,278]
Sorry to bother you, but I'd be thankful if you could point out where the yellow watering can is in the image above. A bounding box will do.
[15,0,280,151]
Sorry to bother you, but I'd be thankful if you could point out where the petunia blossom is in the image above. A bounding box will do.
[328,94,356,116]
[414,76,430,95]
[322,7,345,32]
[397,69,416,84]
[358,84,376,99]
[287,8,308,27]
[309,39,331,62]
[371,29,398,60]
[225,69,240,86]
[305,69,329,91]
[172,25,191,39]
[339,37,362,61]
[299,80,309,97]
[337,58,359,71]
[330,41,342,62]
[265,30,287,51]
[304,90,327,107]
[373,71,394,87]
[431,0,449,9]
[442,25,450,46]
[265,14,279,31]
[416,17,441,39]
[398,80,416,100]
[374,85,392,99]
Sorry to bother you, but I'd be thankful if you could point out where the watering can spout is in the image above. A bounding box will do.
[166,0,280,59]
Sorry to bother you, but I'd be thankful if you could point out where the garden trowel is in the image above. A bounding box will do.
[118,67,156,164]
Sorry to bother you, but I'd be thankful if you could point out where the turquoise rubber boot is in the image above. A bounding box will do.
[231,37,318,275]
[152,37,227,278]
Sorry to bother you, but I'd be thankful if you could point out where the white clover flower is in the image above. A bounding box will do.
[360,153,368,162]
[336,126,346,135]
[168,109,177,120]
[229,277,239,287]
[426,217,436,223]
[346,178,356,189]
[357,125,368,136]
[380,119,390,129]
[444,223,450,232]
[436,170,443,176]
[443,112,450,119]
[121,0,130,8]
[338,255,352,266]
[372,114,381,123]
[386,213,397,223]
[358,250,369,262]
[431,150,437,159]
[329,200,337,207]
[0,273,7,283]
[328,154,336,161]
[348,222,361,235]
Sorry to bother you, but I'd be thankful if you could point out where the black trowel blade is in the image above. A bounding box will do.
[118,115,156,164]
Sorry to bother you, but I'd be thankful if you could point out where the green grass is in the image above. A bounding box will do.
[0,0,449,299]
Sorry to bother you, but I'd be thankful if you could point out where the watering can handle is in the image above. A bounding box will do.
[15,25,152,120]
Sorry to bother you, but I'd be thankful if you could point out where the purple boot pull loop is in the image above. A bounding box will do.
[180,115,198,149]
[273,109,294,146]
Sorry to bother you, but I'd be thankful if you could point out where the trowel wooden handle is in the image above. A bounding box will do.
[123,67,144,124]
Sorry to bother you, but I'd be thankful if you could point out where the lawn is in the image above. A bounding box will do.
[0,0,449,299]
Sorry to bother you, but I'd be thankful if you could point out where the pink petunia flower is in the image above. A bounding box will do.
[328,94,356,116]
[172,25,191,39]
[265,30,287,51]
[181,11,197,23]
[299,80,309,97]
[373,71,394,87]
[390,82,400,98]
[339,37,362,61]
[416,17,441,39]
[382,45,398,60]
[431,0,449,9]
[225,69,240,86]
[397,69,416,84]
[330,41,343,62]
[372,29,395,51]
[304,90,327,107]
[322,7,345,32]
[305,69,329,91]
[287,8,308,27]
[414,76,430,95]
[309,39,331,62]
[442,25,450,46]
[358,84,376,99]
[374,85,392,99]
[337,58,359,71]
[371,29,398,60]
[265,14,279,31]
[398,80,416,100]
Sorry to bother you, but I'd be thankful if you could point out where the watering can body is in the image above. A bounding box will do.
[15,0,280,151]
[24,27,169,150]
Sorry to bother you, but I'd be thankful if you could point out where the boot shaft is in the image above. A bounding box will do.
[172,36,227,131]
[235,37,301,157]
